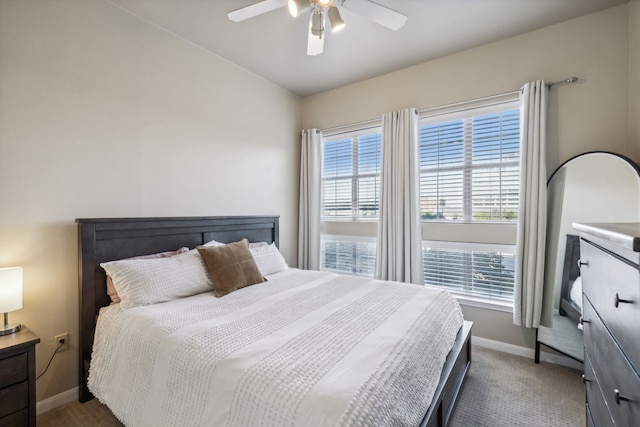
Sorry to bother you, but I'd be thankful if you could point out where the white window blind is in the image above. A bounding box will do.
[419,105,520,222]
[322,130,381,218]
[320,237,376,276]
[423,242,515,302]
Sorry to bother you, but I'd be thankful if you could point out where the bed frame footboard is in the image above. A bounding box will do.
[420,320,473,427]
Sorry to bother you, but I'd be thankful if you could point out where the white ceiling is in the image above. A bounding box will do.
[106,0,627,97]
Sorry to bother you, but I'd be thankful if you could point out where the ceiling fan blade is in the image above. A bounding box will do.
[228,0,288,22]
[342,0,407,30]
[307,13,324,56]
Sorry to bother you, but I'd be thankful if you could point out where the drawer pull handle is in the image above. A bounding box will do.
[577,259,589,268]
[581,374,590,384]
[579,316,590,325]
[614,293,633,308]
[614,389,630,405]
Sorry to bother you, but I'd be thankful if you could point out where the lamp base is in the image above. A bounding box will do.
[0,323,21,336]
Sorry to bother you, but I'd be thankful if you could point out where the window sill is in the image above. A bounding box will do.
[453,295,513,313]
[321,217,379,222]
[423,284,513,312]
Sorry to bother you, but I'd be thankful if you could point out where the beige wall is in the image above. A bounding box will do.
[631,0,640,157]
[302,5,632,349]
[0,0,301,401]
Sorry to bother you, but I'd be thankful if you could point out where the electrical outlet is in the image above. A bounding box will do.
[55,333,69,352]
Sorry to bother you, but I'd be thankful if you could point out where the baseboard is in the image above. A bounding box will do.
[36,386,78,416]
[473,336,584,371]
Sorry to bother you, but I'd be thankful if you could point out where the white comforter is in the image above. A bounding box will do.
[89,269,464,427]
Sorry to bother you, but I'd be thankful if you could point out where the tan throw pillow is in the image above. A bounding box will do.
[197,239,266,297]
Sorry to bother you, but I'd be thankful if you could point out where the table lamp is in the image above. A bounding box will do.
[0,267,22,335]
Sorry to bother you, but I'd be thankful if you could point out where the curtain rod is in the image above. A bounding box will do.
[547,76,578,88]
[418,90,520,116]
[320,76,579,135]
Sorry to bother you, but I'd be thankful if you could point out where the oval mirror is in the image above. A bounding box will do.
[537,151,640,364]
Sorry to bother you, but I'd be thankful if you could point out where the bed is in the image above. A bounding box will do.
[77,216,472,427]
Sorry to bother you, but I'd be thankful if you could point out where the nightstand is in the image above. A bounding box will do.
[0,327,40,426]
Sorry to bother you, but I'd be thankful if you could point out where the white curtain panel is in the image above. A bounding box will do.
[298,129,322,270]
[513,81,548,328]
[375,108,424,285]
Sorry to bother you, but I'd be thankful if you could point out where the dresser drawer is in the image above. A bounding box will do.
[0,407,28,426]
[583,300,640,427]
[0,380,28,418]
[584,353,615,427]
[580,239,640,370]
[0,352,27,388]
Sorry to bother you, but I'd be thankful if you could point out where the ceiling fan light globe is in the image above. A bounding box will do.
[317,0,333,7]
[328,6,344,32]
[288,0,307,17]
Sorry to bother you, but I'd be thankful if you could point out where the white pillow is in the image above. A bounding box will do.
[204,239,268,248]
[202,239,225,247]
[101,250,212,309]
[570,276,583,311]
[250,243,288,276]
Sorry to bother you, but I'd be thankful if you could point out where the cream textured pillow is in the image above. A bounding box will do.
[203,240,268,248]
[106,247,189,304]
[101,249,212,309]
[250,243,288,276]
[197,239,266,297]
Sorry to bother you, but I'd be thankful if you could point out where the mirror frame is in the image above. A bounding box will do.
[547,150,640,185]
[536,151,640,365]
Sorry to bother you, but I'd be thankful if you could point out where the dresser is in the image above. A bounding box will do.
[0,327,39,427]
[574,223,640,427]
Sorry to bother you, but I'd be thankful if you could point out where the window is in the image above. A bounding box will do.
[419,101,520,304]
[419,107,520,222]
[316,99,521,307]
[422,241,515,303]
[322,130,381,218]
[320,128,381,275]
[321,236,376,276]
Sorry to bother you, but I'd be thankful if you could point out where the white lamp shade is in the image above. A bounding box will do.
[288,0,309,17]
[0,267,23,313]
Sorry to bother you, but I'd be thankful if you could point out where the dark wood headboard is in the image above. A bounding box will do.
[76,216,279,402]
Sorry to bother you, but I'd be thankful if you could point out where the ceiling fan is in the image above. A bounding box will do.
[228,0,407,56]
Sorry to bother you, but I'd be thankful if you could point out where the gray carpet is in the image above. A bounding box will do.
[37,346,584,426]
[448,347,584,427]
